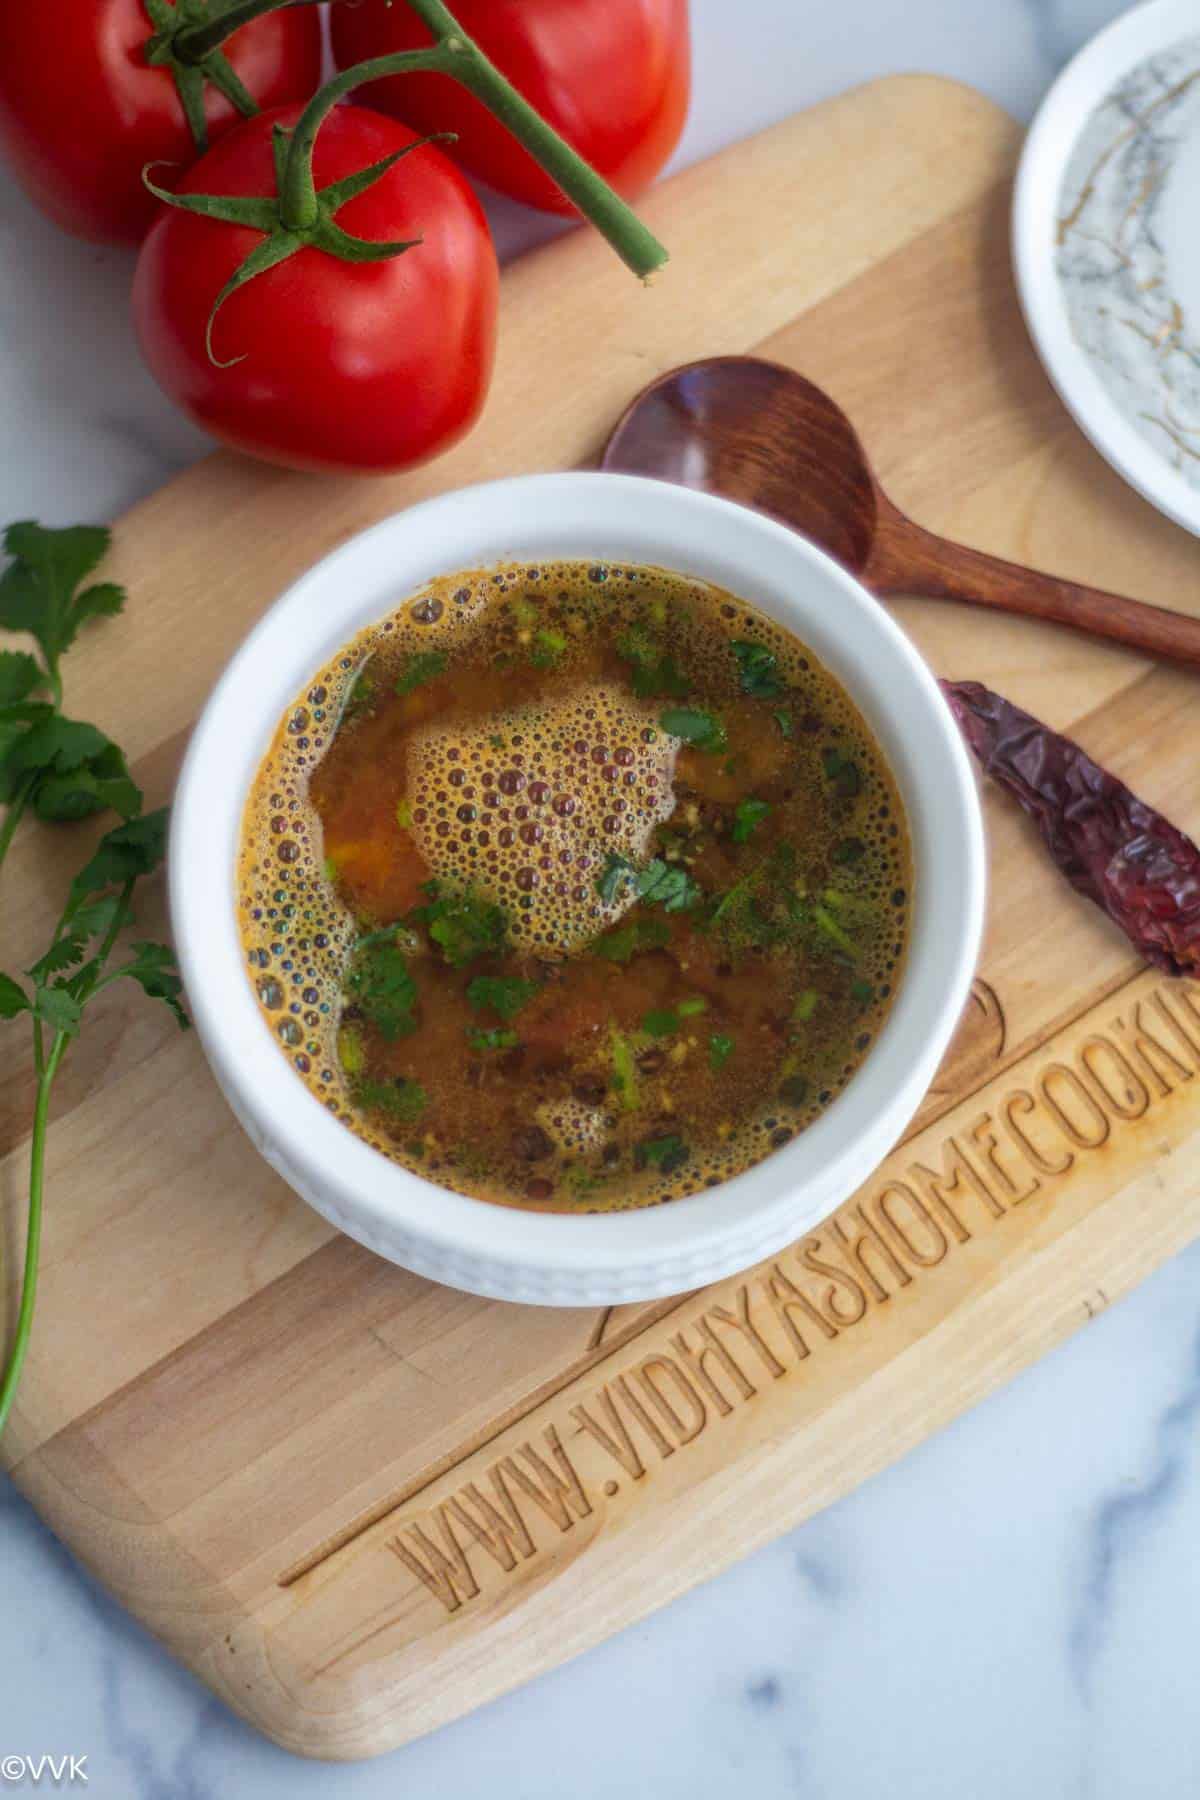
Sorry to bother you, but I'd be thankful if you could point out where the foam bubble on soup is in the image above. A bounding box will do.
[407,683,678,954]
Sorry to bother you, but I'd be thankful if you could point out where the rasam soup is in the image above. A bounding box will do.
[238,561,912,1211]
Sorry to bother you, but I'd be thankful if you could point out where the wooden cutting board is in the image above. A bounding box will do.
[5,74,1200,1760]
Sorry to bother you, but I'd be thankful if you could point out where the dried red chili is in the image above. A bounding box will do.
[942,680,1200,976]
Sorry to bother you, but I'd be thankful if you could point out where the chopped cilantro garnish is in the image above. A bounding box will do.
[635,1134,689,1174]
[642,1008,679,1037]
[616,627,690,698]
[409,880,507,967]
[731,797,771,844]
[660,706,728,755]
[850,978,875,1006]
[731,639,784,697]
[709,1032,735,1069]
[395,650,448,696]
[597,852,700,914]
[337,1024,366,1075]
[792,989,820,1022]
[813,903,857,960]
[677,995,708,1017]
[772,710,793,739]
[467,1026,520,1052]
[832,837,866,864]
[345,932,419,1039]
[610,1028,639,1111]
[822,746,862,798]
[590,915,672,963]
[530,628,567,669]
[351,1076,427,1120]
[466,975,539,1020]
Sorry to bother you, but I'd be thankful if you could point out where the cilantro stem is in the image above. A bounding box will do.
[0,1035,65,1442]
[0,773,35,871]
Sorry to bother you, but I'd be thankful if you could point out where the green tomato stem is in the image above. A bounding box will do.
[280,46,456,231]
[0,1036,65,1444]
[172,0,324,66]
[279,0,668,279]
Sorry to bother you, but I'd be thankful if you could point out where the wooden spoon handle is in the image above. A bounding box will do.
[866,504,1200,668]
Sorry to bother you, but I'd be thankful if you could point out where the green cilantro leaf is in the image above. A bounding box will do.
[832,837,866,865]
[467,1026,520,1052]
[597,852,637,906]
[67,809,169,911]
[772,710,793,739]
[33,986,82,1035]
[410,881,507,968]
[345,933,419,1040]
[118,942,188,1031]
[590,915,671,963]
[351,1076,427,1121]
[466,975,539,1020]
[596,852,700,914]
[0,522,123,672]
[0,973,30,1018]
[530,628,567,669]
[635,859,701,912]
[0,651,42,705]
[659,706,728,755]
[642,1008,679,1037]
[731,798,771,844]
[731,639,784,697]
[616,628,689,699]
[709,1032,734,1069]
[635,1134,689,1174]
[395,650,448,696]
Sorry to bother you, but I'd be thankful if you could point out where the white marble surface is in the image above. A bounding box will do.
[6,3,1198,1796]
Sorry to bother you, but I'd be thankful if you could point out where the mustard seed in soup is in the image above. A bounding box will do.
[238,562,912,1211]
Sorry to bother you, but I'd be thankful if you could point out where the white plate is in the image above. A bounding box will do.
[1014,0,1200,536]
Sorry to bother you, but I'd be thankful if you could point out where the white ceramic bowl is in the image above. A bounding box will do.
[171,473,985,1306]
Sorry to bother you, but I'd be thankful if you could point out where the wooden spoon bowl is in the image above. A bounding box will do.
[602,356,1200,668]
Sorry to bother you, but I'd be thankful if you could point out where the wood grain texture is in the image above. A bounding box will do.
[6,74,1200,1760]
[603,356,1200,664]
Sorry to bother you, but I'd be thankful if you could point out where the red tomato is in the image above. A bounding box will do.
[331,0,690,215]
[132,104,499,474]
[0,0,321,244]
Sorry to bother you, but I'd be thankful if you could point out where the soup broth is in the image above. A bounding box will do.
[238,561,912,1212]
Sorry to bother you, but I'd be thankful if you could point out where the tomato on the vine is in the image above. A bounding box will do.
[331,0,691,215]
[132,103,499,474]
[0,0,322,244]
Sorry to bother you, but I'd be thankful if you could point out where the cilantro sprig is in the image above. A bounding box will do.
[345,931,419,1039]
[0,809,186,1441]
[0,521,189,1445]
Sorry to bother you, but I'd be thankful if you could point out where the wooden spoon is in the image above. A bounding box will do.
[601,356,1200,667]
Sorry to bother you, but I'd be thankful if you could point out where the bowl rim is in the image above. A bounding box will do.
[1012,0,1200,540]
[170,472,986,1300]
